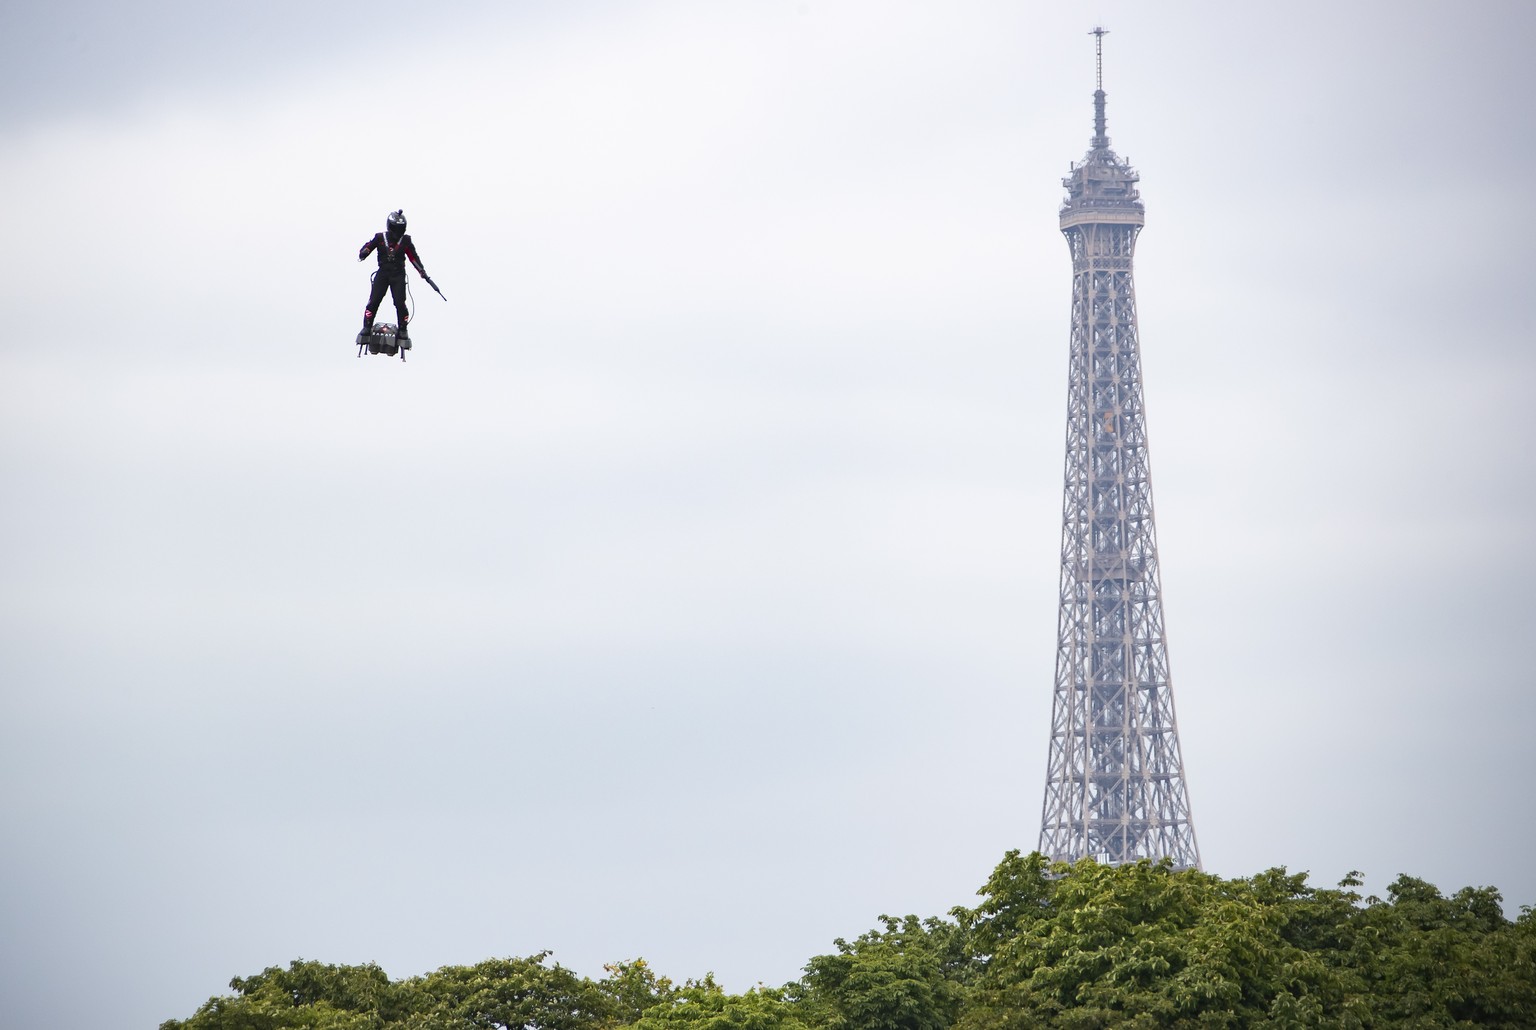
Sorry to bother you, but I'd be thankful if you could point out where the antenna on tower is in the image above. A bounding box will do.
[1089,26,1110,149]
[1090,26,1108,90]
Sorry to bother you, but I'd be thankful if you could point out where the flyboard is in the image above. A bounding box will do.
[357,324,411,361]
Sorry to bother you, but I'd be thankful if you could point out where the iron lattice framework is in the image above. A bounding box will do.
[1038,30,1201,870]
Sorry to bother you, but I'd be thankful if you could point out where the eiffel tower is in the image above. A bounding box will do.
[1037,28,1201,870]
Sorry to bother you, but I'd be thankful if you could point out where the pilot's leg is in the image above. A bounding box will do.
[363,275,389,333]
[390,278,410,337]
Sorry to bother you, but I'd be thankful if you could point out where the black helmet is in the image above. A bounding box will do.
[386,209,407,240]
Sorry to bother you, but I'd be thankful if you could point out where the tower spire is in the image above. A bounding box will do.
[1090,26,1109,150]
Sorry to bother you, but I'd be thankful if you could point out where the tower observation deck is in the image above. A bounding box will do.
[1037,28,1201,870]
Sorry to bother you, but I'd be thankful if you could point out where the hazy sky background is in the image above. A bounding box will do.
[4,2,1534,1027]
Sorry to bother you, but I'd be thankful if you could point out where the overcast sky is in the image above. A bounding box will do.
[3,1,1535,1027]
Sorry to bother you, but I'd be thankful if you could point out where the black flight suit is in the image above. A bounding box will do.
[359,229,429,335]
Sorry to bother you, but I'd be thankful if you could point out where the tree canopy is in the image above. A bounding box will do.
[161,853,1536,1030]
